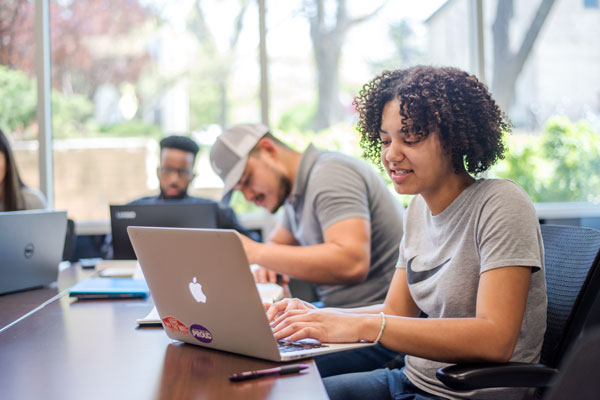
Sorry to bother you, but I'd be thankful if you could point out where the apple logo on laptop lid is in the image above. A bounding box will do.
[189,277,207,303]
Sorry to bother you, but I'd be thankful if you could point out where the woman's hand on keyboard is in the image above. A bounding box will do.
[270,308,368,343]
[266,298,316,322]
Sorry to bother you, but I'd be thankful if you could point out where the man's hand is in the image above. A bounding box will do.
[239,233,291,284]
[251,264,290,284]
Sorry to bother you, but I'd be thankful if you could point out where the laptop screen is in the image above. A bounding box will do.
[110,203,219,260]
[0,210,67,294]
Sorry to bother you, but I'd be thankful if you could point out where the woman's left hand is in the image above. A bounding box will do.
[270,308,364,343]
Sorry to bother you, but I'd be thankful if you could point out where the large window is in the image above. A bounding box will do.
[2,0,598,226]
[45,0,262,221]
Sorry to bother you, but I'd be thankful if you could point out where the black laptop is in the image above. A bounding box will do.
[110,203,219,260]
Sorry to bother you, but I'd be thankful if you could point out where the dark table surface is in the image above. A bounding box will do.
[0,262,96,329]
[0,264,328,400]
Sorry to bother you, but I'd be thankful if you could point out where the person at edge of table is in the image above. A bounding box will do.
[0,129,46,212]
[266,65,547,400]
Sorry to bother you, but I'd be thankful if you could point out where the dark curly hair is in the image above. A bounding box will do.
[354,66,510,174]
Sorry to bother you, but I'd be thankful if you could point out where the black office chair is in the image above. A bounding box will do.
[436,224,600,398]
[62,218,76,262]
[543,326,600,400]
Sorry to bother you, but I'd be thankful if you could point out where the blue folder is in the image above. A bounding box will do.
[68,277,149,299]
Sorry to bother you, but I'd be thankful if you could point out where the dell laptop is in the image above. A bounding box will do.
[127,226,374,362]
[110,202,219,259]
[0,210,67,295]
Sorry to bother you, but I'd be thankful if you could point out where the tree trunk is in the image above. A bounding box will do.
[313,29,344,131]
[188,0,248,130]
[307,0,385,131]
[491,0,557,113]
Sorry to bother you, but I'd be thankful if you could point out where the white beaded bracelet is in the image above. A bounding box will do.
[374,312,386,344]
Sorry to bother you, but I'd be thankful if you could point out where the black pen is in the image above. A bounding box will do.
[229,364,309,382]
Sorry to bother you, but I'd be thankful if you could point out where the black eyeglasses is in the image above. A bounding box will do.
[158,166,194,178]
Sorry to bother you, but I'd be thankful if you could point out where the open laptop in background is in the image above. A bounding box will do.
[0,210,67,295]
[127,226,374,362]
[110,203,218,260]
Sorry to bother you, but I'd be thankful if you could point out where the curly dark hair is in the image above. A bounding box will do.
[354,66,510,174]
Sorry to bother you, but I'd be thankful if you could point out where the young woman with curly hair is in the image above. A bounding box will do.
[0,129,46,212]
[266,66,547,400]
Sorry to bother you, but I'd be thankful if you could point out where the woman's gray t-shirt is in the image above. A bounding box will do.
[397,178,547,400]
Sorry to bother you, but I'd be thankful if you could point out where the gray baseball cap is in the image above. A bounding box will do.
[210,123,269,199]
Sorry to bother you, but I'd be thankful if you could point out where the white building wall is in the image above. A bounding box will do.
[532,0,600,123]
[426,0,600,128]
[426,0,470,70]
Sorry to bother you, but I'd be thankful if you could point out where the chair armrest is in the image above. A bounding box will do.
[436,362,557,391]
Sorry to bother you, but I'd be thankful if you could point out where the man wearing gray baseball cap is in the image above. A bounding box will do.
[210,123,404,311]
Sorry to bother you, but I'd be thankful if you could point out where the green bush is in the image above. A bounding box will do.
[189,79,221,130]
[51,91,96,138]
[0,65,96,139]
[491,116,600,203]
[0,66,37,137]
[277,102,316,132]
[539,117,600,202]
[99,120,162,138]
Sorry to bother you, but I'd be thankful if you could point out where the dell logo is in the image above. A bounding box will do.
[24,243,35,259]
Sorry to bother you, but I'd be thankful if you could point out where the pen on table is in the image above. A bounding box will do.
[229,364,309,382]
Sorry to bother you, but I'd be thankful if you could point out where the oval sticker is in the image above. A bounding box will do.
[190,324,213,343]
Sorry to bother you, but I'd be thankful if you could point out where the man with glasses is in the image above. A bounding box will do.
[130,135,255,238]
[210,124,404,309]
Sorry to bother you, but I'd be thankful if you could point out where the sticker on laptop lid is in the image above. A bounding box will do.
[190,324,213,343]
[162,316,189,335]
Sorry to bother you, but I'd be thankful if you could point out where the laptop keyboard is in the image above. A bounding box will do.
[277,339,327,353]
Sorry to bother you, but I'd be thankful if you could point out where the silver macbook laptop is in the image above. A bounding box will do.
[127,226,374,362]
[0,210,67,295]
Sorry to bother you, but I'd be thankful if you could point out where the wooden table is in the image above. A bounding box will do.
[0,264,328,400]
[0,262,95,329]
